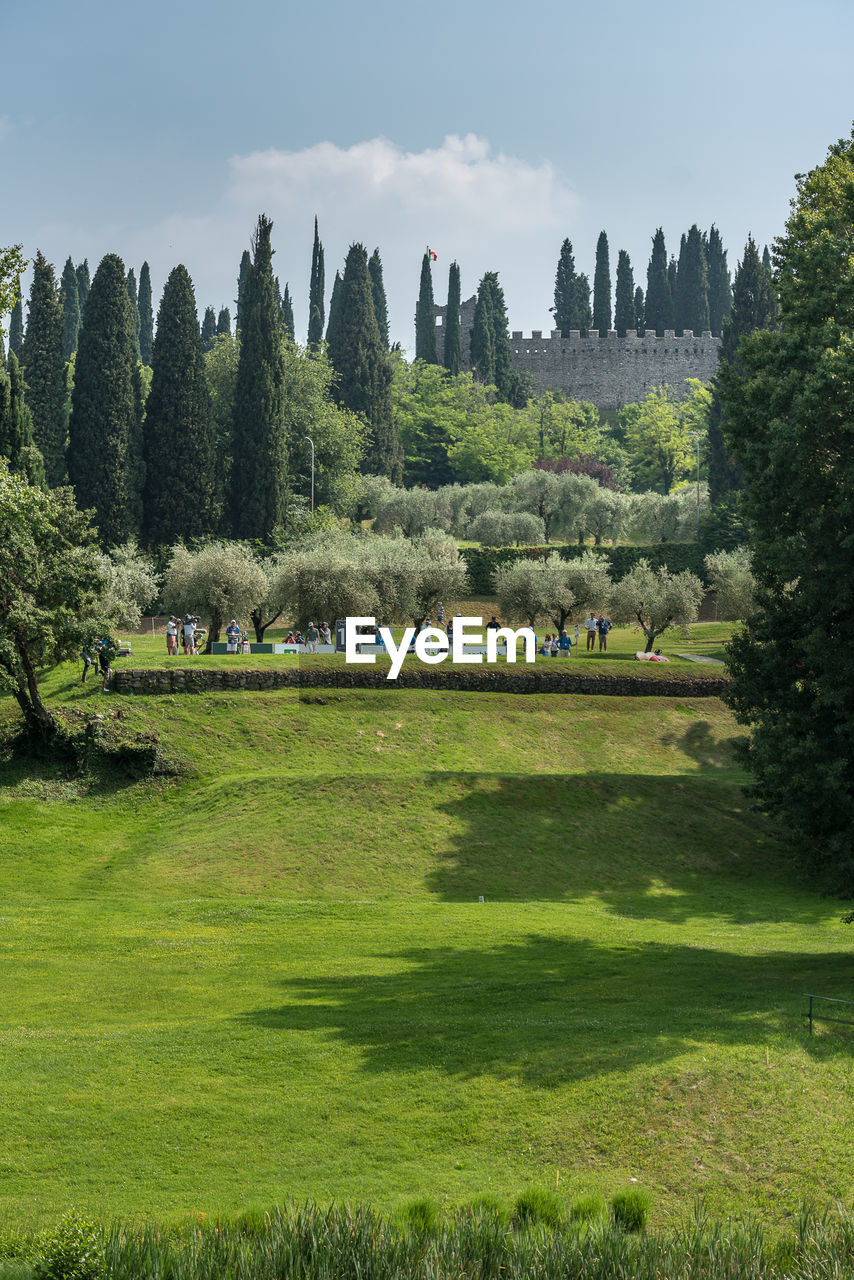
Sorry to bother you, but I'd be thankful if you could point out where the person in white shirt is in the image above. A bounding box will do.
[585,613,598,651]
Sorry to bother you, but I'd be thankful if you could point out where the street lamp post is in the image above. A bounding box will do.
[304,435,315,513]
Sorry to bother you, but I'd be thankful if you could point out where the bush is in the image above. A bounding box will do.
[395,1197,440,1236]
[611,1186,651,1232]
[459,1195,510,1226]
[35,1211,105,1280]
[511,1186,565,1229]
[570,1191,607,1222]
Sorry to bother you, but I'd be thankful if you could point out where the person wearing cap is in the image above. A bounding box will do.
[306,622,319,653]
[226,618,241,654]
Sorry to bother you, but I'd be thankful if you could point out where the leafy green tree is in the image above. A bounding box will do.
[415,252,438,363]
[610,560,704,650]
[0,244,27,337]
[446,396,535,483]
[470,271,526,405]
[368,249,389,348]
[216,306,232,337]
[327,242,401,481]
[391,357,458,487]
[281,282,295,340]
[614,250,635,337]
[236,249,252,334]
[0,460,110,731]
[706,225,732,337]
[98,539,160,629]
[68,253,144,542]
[201,305,217,352]
[231,215,289,540]
[720,128,854,890]
[553,238,576,335]
[308,215,325,350]
[593,231,612,334]
[704,547,755,621]
[75,260,90,315]
[0,352,45,484]
[645,229,671,335]
[325,270,342,346]
[126,267,141,359]
[138,261,154,365]
[634,286,645,335]
[468,510,544,546]
[443,261,462,375]
[495,552,610,634]
[143,265,216,544]
[281,344,368,517]
[621,381,710,494]
[707,236,777,503]
[675,225,709,336]
[60,257,80,360]
[526,392,603,459]
[163,541,267,650]
[21,251,68,486]
[9,294,23,356]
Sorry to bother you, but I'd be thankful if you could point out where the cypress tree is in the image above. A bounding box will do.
[469,283,495,384]
[708,236,778,502]
[614,250,635,337]
[231,215,289,539]
[138,261,154,365]
[415,252,438,362]
[325,270,343,346]
[761,246,778,327]
[281,283,295,340]
[667,257,678,318]
[634,285,645,335]
[21,251,68,487]
[327,243,401,481]
[444,261,462,375]
[236,250,251,334]
[307,216,325,349]
[75,260,90,314]
[143,265,216,544]
[706,225,732,336]
[0,351,45,485]
[573,273,592,336]
[673,234,688,334]
[60,257,80,360]
[592,231,612,334]
[645,229,672,335]
[470,271,524,404]
[126,268,141,360]
[676,225,709,335]
[368,249,389,348]
[9,294,23,357]
[69,253,144,541]
[553,238,576,335]
[217,306,232,336]
[201,306,217,352]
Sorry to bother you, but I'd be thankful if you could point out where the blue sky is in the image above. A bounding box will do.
[3,0,853,349]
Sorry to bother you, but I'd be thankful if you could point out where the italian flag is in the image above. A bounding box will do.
[427,248,437,261]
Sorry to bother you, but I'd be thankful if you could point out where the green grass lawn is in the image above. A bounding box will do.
[1,659,852,1234]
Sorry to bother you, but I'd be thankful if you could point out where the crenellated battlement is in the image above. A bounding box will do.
[434,298,721,407]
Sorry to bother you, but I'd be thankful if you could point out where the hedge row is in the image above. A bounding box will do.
[112,667,729,698]
[459,543,708,595]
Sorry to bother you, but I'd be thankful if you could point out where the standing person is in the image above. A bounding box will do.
[319,622,331,646]
[226,619,241,653]
[80,641,95,683]
[98,636,116,691]
[437,602,445,626]
[181,614,196,655]
[550,635,560,657]
[559,630,572,657]
[306,621,319,654]
[486,615,500,631]
[585,612,598,651]
[166,616,178,656]
[597,614,613,652]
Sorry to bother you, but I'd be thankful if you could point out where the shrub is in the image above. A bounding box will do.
[35,1211,105,1280]
[511,1186,565,1229]
[570,1191,607,1222]
[611,1186,651,1232]
[459,1195,510,1226]
[396,1197,440,1236]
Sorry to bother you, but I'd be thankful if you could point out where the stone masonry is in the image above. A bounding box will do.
[434,297,720,409]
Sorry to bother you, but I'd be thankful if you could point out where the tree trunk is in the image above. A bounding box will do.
[204,611,222,654]
[251,607,282,643]
[14,634,56,732]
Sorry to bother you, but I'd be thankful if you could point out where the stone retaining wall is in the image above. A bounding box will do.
[112,668,730,698]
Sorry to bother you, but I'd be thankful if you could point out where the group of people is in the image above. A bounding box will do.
[166,615,207,656]
[284,623,332,652]
[584,613,613,652]
[80,636,118,688]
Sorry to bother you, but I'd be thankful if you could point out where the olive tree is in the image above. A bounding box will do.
[583,486,627,545]
[163,541,267,650]
[494,552,605,633]
[610,559,705,651]
[371,484,452,537]
[468,510,545,546]
[0,461,111,732]
[98,540,160,630]
[705,547,756,621]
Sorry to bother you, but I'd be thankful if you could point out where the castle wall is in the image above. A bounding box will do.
[433,300,720,407]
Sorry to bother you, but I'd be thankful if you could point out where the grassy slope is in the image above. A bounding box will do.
[1,658,852,1231]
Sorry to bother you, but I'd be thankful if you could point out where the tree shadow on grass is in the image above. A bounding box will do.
[419,769,804,924]
[238,933,851,1083]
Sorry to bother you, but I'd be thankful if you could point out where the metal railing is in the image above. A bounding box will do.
[805,994,854,1035]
